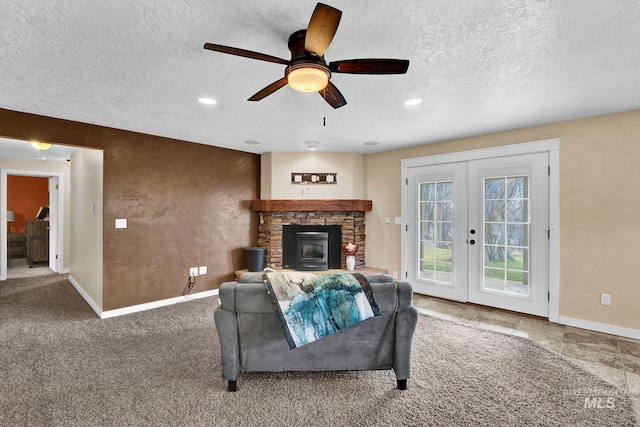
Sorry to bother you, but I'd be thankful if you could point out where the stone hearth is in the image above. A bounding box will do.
[251,200,372,270]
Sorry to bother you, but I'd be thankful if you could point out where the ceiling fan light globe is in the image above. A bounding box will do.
[288,67,329,93]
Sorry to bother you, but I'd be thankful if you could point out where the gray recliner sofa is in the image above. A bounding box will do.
[214,273,419,391]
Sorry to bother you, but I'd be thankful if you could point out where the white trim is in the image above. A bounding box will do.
[68,274,102,317]
[69,273,219,318]
[559,316,640,340]
[548,148,560,323]
[1,168,65,281]
[400,166,408,282]
[401,139,560,168]
[401,138,561,321]
[101,290,219,319]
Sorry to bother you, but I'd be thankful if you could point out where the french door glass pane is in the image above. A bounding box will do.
[419,181,453,283]
[483,175,530,296]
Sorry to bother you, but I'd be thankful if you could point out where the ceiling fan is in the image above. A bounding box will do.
[203,2,409,109]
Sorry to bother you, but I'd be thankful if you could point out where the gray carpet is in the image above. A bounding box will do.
[0,275,636,426]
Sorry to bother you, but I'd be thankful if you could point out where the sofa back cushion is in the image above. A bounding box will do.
[233,282,398,314]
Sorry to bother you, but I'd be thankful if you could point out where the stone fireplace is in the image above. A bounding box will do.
[251,199,372,270]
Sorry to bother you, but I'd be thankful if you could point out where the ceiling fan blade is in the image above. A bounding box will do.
[305,3,342,57]
[319,81,347,109]
[329,59,410,74]
[204,43,289,65]
[248,78,289,101]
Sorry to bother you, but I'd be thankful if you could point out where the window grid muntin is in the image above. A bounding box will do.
[483,175,531,295]
[418,180,453,284]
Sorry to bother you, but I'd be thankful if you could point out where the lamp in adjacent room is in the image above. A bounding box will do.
[7,210,15,233]
[30,140,52,151]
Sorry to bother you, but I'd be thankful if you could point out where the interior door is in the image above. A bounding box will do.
[48,176,59,272]
[406,153,549,317]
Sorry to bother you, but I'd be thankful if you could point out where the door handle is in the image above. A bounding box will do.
[469,240,476,245]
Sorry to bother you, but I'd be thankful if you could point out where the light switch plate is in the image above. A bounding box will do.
[199,266,207,275]
[115,218,127,229]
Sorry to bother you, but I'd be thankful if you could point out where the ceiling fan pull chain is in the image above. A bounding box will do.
[323,88,326,126]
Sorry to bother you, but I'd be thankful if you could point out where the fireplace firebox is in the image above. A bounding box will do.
[282,225,341,270]
[296,232,328,271]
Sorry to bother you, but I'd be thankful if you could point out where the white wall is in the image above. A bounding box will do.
[365,109,640,332]
[261,152,364,199]
[69,149,103,310]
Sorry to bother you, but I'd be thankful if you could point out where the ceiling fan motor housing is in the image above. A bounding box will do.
[286,30,331,92]
[203,3,408,108]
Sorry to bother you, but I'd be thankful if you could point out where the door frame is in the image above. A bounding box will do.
[1,169,65,280]
[401,139,560,322]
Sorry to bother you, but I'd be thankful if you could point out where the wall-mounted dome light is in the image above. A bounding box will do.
[30,140,52,151]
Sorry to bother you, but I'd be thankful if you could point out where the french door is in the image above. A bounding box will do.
[406,152,549,317]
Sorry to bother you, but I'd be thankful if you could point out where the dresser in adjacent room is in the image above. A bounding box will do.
[25,220,49,267]
[7,233,27,259]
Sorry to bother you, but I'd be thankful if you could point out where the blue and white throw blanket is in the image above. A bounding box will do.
[263,271,381,349]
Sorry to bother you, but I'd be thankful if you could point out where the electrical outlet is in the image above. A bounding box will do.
[189,267,199,277]
[600,293,611,306]
[199,266,207,275]
[392,271,398,279]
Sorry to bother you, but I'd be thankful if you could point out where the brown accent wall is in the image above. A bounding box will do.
[0,108,260,310]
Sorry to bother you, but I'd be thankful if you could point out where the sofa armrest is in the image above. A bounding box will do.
[218,281,237,312]
[214,306,240,381]
[393,305,418,381]
[395,281,414,310]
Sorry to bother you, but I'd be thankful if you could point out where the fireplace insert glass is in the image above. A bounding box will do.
[296,232,329,271]
[282,225,342,269]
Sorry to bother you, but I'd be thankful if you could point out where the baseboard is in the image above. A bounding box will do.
[68,274,219,319]
[100,289,219,319]
[68,275,102,317]
[558,316,640,340]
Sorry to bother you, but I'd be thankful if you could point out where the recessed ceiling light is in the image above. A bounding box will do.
[198,97,217,105]
[404,98,423,106]
[244,140,261,146]
[304,140,320,150]
[363,141,379,146]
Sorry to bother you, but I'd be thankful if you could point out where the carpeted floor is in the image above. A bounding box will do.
[6,257,54,279]
[0,275,636,426]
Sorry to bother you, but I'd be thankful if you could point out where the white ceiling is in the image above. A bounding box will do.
[0,137,76,163]
[1,0,640,155]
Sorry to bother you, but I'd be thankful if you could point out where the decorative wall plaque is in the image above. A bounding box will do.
[291,173,337,184]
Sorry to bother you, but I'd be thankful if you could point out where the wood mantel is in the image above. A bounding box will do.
[251,199,372,212]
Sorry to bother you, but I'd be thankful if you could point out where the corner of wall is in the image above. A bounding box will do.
[260,152,272,199]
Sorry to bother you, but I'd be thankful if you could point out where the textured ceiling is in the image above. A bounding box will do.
[1,0,640,155]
